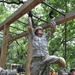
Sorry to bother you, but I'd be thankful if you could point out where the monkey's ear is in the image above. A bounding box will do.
[49,10,54,19]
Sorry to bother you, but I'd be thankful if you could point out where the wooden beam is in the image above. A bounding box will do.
[9,32,28,42]
[0,0,43,31]
[0,25,9,69]
[41,9,75,29]
[25,34,32,75]
[9,10,75,42]
[56,9,75,24]
[25,17,33,75]
[25,33,32,75]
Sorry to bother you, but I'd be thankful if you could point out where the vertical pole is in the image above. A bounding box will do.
[0,24,9,69]
[19,72,21,75]
[64,0,68,61]
[64,23,67,60]
[25,17,33,75]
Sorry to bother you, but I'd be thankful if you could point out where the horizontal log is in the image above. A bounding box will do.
[9,10,75,42]
[42,10,75,29]
[0,0,43,30]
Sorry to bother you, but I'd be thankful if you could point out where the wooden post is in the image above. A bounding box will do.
[19,72,21,75]
[0,24,9,69]
[25,17,33,75]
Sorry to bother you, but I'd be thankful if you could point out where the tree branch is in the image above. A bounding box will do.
[0,1,24,5]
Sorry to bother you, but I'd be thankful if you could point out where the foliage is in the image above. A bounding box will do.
[0,0,75,71]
